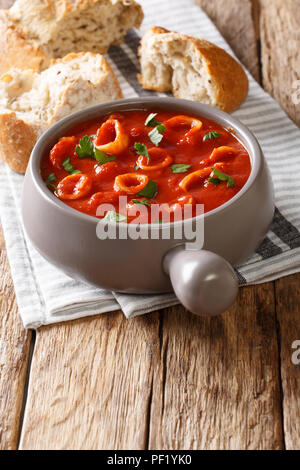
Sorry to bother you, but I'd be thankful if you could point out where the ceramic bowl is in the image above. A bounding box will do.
[22,98,275,316]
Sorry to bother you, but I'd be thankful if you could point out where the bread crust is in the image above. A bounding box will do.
[0,52,123,173]
[0,112,40,173]
[0,0,143,74]
[138,27,249,113]
[11,0,144,22]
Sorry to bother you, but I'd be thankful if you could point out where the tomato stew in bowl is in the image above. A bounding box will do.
[41,110,251,223]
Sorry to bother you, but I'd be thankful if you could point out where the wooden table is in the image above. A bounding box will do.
[0,0,300,450]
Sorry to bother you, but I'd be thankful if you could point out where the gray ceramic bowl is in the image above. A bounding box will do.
[22,98,275,316]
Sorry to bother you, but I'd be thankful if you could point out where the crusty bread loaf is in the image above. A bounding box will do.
[0,0,143,74]
[0,52,123,173]
[138,27,249,113]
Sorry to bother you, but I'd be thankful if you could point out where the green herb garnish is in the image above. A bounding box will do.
[148,124,166,147]
[157,124,166,133]
[171,164,191,174]
[76,136,95,158]
[45,173,57,184]
[103,211,127,222]
[132,199,151,207]
[47,183,57,192]
[76,135,116,166]
[210,168,235,188]
[94,149,116,165]
[137,179,158,199]
[45,173,57,191]
[203,132,222,141]
[145,113,161,127]
[208,177,221,186]
[62,157,81,175]
[134,165,139,171]
[134,142,150,162]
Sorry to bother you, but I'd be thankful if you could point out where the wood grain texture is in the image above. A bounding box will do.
[19,312,159,450]
[252,0,261,41]
[0,227,31,450]
[194,0,259,80]
[149,286,283,450]
[260,0,300,449]
[275,274,300,450]
[260,0,300,126]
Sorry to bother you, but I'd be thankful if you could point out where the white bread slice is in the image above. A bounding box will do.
[0,52,123,173]
[0,0,143,74]
[138,27,249,113]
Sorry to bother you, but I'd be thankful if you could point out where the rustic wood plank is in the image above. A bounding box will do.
[149,285,284,450]
[275,274,300,450]
[259,0,300,449]
[251,0,261,41]
[0,226,32,450]
[194,0,260,81]
[260,0,300,126]
[19,312,159,450]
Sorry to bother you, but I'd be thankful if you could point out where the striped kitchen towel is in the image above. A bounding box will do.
[0,0,300,328]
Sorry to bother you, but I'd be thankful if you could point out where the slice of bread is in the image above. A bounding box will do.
[0,0,143,74]
[138,27,249,113]
[0,52,123,173]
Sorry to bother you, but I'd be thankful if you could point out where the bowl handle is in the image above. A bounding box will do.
[163,246,239,317]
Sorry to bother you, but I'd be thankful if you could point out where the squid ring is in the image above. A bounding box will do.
[49,136,77,169]
[94,119,129,155]
[88,191,118,208]
[137,148,173,171]
[179,168,212,192]
[114,173,149,194]
[209,146,238,163]
[164,115,202,137]
[57,174,92,200]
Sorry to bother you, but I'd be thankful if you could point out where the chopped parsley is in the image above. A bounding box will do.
[132,199,151,207]
[45,173,57,184]
[208,177,221,186]
[209,168,235,188]
[145,113,161,127]
[76,136,95,158]
[47,183,57,192]
[76,135,115,166]
[171,164,191,174]
[203,132,222,141]
[134,142,150,163]
[45,173,57,191]
[94,149,116,165]
[137,179,158,199]
[62,157,81,175]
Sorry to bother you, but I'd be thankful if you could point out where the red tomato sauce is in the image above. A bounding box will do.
[41,110,251,223]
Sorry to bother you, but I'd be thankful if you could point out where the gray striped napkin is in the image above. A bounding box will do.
[1,0,300,328]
